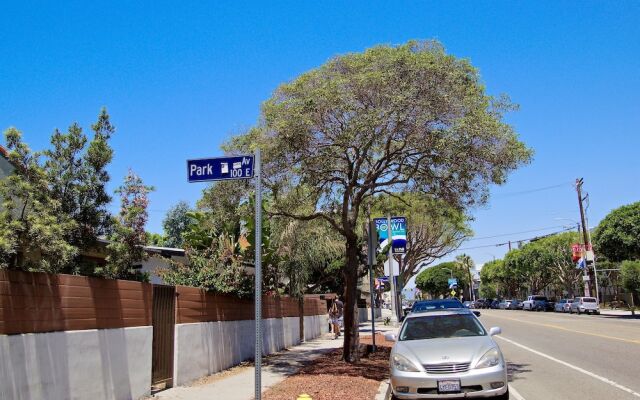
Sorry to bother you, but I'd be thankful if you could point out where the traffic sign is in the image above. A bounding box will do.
[374,216,407,254]
[187,151,262,400]
[448,278,458,286]
[187,155,254,182]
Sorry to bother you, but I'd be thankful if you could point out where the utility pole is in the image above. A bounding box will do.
[366,208,377,352]
[387,215,398,326]
[576,178,593,297]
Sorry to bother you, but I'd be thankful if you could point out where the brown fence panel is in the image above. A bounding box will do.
[175,288,324,323]
[152,285,176,389]
[0,270,152,335]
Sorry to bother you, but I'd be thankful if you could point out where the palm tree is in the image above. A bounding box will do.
[456,254,476,301]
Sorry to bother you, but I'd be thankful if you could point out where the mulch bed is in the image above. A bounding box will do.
[262,338,392,400]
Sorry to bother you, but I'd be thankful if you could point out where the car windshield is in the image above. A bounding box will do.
[412,300,462,312]
[399,314,486,340]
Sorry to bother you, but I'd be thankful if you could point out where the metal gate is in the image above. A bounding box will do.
[152,285,176,389]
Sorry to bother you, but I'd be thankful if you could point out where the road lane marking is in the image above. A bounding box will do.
[485,313,640,345]
[509,384,526,400]
[497,336,640,398]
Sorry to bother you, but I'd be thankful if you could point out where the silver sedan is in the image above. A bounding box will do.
[386,309,508,399]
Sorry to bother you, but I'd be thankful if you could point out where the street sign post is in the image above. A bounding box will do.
[374,216,407,326]
[187,152,262,400]
[187,155,254,182]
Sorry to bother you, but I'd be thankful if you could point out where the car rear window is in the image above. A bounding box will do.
[582,298,597,303]
[533,296,547,301]
[412,300,463,311]
[400,314,486,340]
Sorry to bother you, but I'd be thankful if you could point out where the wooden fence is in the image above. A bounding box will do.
[0,270,327,335]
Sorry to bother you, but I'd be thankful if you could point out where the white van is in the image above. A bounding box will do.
[570,297,600,315]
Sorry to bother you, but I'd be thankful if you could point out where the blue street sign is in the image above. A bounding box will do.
[374,216,408,254]
[187,155,254,182]
[448,278,458,286]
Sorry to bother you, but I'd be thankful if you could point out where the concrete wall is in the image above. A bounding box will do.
[0,326,152,400]
[174,315,328,386]
[358,307,383,323]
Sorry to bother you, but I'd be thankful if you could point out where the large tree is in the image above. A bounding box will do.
[43,108,115,252]
[593,201,640,262]
[162,200,192,248]
[227,40,532,361]
[104,169,154,280]
[372,192,471,289]
[620,260,640,310]
[0,128,77,271]
[415,261,469,299]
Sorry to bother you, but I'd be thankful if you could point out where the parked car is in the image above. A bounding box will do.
[386,309,509,399]
[475,299,489,309]
[463,301,474,308]
[570,297,600,315]
[508,300,522,310]
[490,300,500,309]
[498,300,509,309]
[522,295,548,311]
[554,299,573,313]
[411,299,464,312]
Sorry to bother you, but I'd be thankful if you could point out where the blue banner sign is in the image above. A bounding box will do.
[374,216,407,254]
[187,155,254,182]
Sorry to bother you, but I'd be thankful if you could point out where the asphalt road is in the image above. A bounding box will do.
[478,309,640,400]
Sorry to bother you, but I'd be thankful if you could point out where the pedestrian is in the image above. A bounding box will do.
[329,296,344,339]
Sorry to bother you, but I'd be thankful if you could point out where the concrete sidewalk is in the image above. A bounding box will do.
[153,321,395,400]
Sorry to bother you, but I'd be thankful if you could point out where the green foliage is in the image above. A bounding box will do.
[146,232,166,246]
[225,40,532,361]
[415,261,468,298]
[0,128,78,271]
[621,260,640,294]
[371,192,471,285]
[43,108,115,251]
[158,211,253,297]
[479,231,581,297]
[162,200,192,248]
[104,170,154,280]
[593,202,640,262]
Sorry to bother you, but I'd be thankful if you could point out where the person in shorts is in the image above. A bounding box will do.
[329,296,344,339]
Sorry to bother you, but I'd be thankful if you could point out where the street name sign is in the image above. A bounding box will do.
[187,155,254,182]
[186,150,263,400]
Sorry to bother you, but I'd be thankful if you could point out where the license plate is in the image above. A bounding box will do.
[438,380,461,393]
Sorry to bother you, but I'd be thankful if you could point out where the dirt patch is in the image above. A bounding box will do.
[360,333,396,348]
[263,345,391,400]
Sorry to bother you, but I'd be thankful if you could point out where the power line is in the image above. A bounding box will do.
[493,181,573,198]
[455,227,574,251]
[465,225,569,241]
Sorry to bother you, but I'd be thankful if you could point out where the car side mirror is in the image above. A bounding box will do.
[473,311,481,317]
[489,327,501,336]
[385,333,397,342]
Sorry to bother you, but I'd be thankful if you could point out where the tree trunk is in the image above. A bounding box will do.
[342,238,360,363]
[298,296,305,343]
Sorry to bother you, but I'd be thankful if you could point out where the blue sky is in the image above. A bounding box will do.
[1,1,639,268]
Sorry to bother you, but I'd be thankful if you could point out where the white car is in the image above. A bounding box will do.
[386,309,508,399]
[570,297,600,315]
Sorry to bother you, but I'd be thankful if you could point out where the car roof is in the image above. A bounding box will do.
[405,308,473,319]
